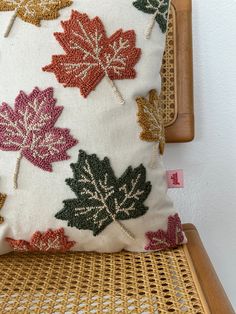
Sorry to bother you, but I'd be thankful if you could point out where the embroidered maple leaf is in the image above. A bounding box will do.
[136,89,165,157]
[55,150,151,240]
[0,193,7,224]
[133,0,170,38]
[6,228,75,252]
[43,10,141,105]
[136,89,165,169]
[145,214,185,251]
[0,87,78,189]
[0,0,72,37]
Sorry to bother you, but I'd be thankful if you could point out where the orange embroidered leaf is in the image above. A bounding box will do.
[0,0,73,37]
[136,89,165,155]
[6,228,75,253]
[0,193,7,224]
[43,10,141,105]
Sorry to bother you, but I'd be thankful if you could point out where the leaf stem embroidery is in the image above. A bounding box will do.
[43,11,141,105]
[55,150,151,239]
[4,8,17,38]
[13,152,23,189]
[145,8,157,39]
[149,142,159,169]
[0,87,78,189]
[105,76,125,105]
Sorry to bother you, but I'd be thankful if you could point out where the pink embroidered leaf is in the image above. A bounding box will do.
[6,228,75,253]
[0,87,78,189]
[43,10,141,105]
[145,213,185,251]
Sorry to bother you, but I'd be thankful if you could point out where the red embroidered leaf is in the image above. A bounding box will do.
[145,214,184,251]
[6,239,31,252]
[43,10,141,105]
[0,87,78,188]
[6,228,75,253]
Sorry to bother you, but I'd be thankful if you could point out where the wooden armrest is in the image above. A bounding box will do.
[183,224,235,314]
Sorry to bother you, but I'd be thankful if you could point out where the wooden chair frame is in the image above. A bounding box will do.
[165,0,194,143]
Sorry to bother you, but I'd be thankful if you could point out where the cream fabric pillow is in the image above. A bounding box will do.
[0,0,186,254]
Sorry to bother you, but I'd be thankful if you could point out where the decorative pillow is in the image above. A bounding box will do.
[0,0,186,255]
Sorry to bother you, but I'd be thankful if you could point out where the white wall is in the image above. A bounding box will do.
[164,0,236,310]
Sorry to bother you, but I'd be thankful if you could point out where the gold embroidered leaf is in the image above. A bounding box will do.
[0,193,7,224]
[136,89,165,155]
[0,0,73,37]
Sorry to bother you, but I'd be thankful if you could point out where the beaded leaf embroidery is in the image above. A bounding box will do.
[55,150,151,239]
[43,10,141,105]
[0,0,73,37]
[145,214,184,251]
[6,228,75,252]
[136,89,165,155]
[136,89,165,157]
[0,87,78,189]
[0,193,7,224]
[133,0,170,38]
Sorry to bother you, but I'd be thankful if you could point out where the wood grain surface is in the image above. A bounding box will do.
[184,224,235,314]
[165,0,195,142]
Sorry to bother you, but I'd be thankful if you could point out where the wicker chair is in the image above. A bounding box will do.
[0,1,234,313]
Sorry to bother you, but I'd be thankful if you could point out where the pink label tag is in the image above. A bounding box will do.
[166,170,184,188]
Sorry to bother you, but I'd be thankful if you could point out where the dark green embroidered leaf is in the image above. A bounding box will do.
[133,0,170,36]
[133,0,157,14]
[55,150,152,238]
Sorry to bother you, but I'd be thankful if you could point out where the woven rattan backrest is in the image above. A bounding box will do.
[162,0,194,142]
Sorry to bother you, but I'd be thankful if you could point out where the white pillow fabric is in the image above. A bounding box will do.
[0,0,186,255]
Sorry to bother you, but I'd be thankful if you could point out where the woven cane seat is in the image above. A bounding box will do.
[0,244,209,313]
